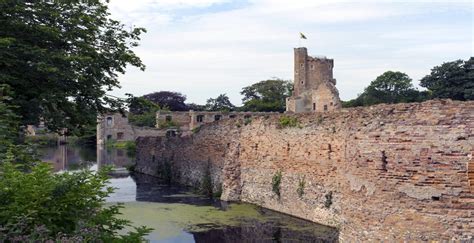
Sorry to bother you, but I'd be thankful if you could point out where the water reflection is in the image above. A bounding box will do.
[38,144,134,172]
[38,144,339,242]
[127,173,339,243]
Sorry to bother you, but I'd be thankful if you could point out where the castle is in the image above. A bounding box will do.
[98,47,342,143]
[286,47,341,113]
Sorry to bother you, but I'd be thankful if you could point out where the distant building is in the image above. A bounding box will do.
[286,47,342,113]
[96,113,164,145]
[156,110,275,136]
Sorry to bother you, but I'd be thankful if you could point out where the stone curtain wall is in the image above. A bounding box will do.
[135,100,474,241]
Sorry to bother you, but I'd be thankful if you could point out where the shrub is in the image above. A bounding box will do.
[244,118,252,126]
[297,176,305,198]
[0,162,151,241]
[278,116,299,128]
[272,170,282,198]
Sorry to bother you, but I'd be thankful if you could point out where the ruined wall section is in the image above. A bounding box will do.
[135,100,474,241]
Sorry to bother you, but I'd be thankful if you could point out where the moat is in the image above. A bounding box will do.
[39,144,339,242]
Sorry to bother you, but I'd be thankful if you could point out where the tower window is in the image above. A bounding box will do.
[214,115,221,121]
[313,103,316,111]
[106,117,113,127]
[165,115,172,122]
[324,105,328,111]
[117,132,124,140]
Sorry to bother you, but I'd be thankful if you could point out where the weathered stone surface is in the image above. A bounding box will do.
[136,99,474,241]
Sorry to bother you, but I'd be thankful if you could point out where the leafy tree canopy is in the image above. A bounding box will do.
[140,91,188,111]
[186,103,206,111]
[0,1,145,135]
[206,94,235,111]
[343,71,427,107]
[420,57,474,101]
[240,78,292,112]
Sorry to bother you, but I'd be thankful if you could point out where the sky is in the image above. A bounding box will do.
[107,0,473,105]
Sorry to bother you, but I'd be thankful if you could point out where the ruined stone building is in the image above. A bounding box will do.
[96,113,164,145]
[286,47,342,113]
[156,110,275,136]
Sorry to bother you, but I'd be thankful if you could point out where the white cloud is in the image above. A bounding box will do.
[107,0,473,104]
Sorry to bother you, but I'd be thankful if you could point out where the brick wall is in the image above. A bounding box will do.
[135,100,474,241]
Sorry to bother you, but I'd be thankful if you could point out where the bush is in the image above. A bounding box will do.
[0,162,151,241]
[297,176,305,198]
[272,170,282,198]
[278,115,299,128]
[244,118,252,126]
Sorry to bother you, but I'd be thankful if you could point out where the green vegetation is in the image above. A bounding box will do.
[324,191,333,208]
[272,170,283,198]
[127,96,160,127]
[297,176,305,198]
[0,162,152,241]
[244,117,252,126]
[0,1,151,241]
[106,140,136,157]
[129,112,157,127]
[240,79,293,112]
[192,126,201,134]
[316,115,324,124]
[1,1,145,135]
[158,120,179,129]
[205,94,235,111]
[343,71,427,107]
[343,59,473,107]
[420,58,474,101]
[278,115,299,128]
[24,134,58,146]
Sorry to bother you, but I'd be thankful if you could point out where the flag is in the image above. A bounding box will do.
[300,32,307,39]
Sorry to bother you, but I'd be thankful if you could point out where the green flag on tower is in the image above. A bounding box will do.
[300,32,307,39]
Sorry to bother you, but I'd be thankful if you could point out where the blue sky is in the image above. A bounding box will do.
[108,0,473,105]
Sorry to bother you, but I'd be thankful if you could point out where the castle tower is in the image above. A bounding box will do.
[294,47,308,96]
[286,47,341,113]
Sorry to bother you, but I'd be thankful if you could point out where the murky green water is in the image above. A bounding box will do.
[39,144,339,242]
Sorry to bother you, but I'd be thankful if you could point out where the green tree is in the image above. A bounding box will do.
[206,94,235,111]
[0,1,145,135]
[127,95,160,127]
[420,58,474,101]
[240,79,292,112]
[344,71,426,107]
